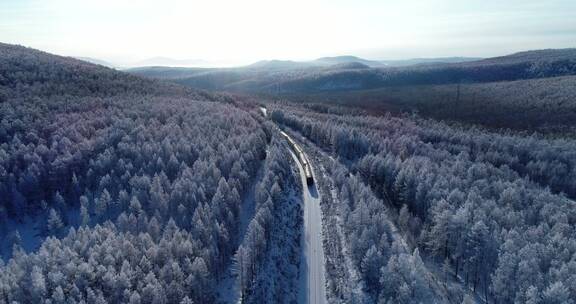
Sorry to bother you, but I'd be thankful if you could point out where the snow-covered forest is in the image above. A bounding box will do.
[131,48,576,134]
[2,41,576,304]
[271,103,576,303]
[0,44,303,303]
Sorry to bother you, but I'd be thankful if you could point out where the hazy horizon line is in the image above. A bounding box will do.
[48,45,573,69]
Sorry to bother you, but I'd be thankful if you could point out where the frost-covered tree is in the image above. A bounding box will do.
[46,208,64,235]
[271,103,576,302]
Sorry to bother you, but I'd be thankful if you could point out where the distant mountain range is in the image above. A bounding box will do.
[380,57,482,66]
[127,48,576,95]
[245,56,481,70]
[244,56,383,70]
[246,59,314,70]
[74,55,483,70]
[234,55,476,70]
[78,50,576,71]
[313,56,385,67]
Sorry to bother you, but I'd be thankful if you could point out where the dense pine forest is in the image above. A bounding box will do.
[271,102,576,303]
[0,44,303,303]
[2,41,576,304]
[131,48,576,134]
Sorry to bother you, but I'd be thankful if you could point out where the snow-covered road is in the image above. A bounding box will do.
[289,149,327,304]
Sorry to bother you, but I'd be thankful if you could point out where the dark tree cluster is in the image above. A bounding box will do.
[295,74,576,133]
[272,104,576,303]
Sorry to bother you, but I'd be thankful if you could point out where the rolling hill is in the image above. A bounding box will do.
[0,43,207,100]
[126,48,576,133]
[128,48,576,94]
[3,42,576,304]
[0,42,301,304]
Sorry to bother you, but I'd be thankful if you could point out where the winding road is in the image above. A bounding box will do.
[263,106,327,304]
[288,143,327,304]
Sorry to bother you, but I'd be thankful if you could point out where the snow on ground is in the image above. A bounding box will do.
[290,131,368,301]
[422,255,488,304]
[1,207,80,261]
[251,188,302,304]
[288,149,327,304]
[215,156,265,304]
[0,216,42,261]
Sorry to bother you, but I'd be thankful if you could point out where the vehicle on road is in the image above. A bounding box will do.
[281,131,314,185]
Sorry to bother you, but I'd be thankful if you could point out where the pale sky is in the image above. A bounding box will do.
[1,0,575,66]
